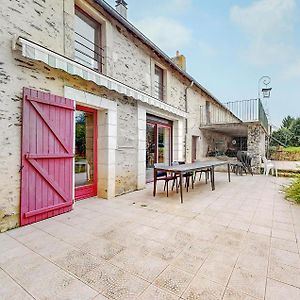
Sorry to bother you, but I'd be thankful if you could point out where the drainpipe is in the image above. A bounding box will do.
[184,81,194,162]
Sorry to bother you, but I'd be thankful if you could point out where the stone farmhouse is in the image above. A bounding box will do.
[0,0,268,231]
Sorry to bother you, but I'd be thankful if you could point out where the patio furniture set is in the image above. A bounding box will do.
[153,151,278,203]
[153,160,231,203]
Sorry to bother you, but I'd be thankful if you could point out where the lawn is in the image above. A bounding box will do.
[284,146,300,153]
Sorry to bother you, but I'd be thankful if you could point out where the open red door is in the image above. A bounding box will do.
[20,88,75,225]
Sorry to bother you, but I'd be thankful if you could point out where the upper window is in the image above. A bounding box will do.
[75,9,103,72]
[154,65,164,100]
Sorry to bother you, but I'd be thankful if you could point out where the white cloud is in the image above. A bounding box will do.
[230,0,300,78]
[167,0,192,12]
[134,17,192,54]
[230,0,295,39]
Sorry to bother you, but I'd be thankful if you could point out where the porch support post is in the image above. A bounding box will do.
[247,123,266,174]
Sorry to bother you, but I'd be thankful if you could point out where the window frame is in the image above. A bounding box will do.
[74,6,103,73]
[154,64,165,101]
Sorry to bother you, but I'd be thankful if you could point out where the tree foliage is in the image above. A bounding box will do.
[271,115,300,147]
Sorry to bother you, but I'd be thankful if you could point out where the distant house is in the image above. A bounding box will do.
[0,0,267,232]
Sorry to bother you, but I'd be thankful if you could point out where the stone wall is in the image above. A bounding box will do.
[247,124,266,173]
[0,0,240,232]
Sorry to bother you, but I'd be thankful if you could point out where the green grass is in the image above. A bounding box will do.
[284,147,300,153]
[285,175,300,203]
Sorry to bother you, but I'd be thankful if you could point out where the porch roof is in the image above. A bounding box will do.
[201,122,248,137]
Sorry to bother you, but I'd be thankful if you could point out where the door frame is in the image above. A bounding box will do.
[75,104,98,200]
[146,116,173,182]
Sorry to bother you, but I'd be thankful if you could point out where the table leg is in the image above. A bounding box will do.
[211,166,215,191]
[179,173,183,204]
[227,163,231,182]
[153,168,157,197]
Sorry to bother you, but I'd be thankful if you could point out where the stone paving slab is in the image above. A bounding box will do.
[0,173,300,299]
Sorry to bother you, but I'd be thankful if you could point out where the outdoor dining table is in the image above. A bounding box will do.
[153,160,231,203]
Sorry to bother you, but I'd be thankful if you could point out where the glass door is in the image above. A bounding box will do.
[75,105,97,200]
[146,115,172,182]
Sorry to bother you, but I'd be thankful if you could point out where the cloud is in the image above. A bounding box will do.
[134,17,192,54]
[167,0,192,12]
[230,0,300,78]
[230,0,296,39]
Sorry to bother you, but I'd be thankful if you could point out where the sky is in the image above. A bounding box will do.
[107,0,300,127]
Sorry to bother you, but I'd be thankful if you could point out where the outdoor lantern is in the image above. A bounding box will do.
[262,87,272,98]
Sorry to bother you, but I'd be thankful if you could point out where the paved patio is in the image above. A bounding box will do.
[1,173,300,299]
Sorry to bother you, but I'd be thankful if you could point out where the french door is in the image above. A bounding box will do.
[146,115,172,182]
[75,105,97,200]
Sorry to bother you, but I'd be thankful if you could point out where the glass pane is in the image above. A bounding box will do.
[146,123,155,181]
[154,66,164,100]
[75,110,94,187]
[74,14,98,69]
[158,126,170,164]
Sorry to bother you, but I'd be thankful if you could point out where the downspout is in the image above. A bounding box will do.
[184,81,194,161]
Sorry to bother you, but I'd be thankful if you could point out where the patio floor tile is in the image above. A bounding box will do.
[182,274,226,300]
[139,284,179,300]
[223,287,261,300]
[228,266,266,299]
[82,262,149,299]
[0,269,34,300]
[154,266,193,296]
[270,237,299,253]
[268,260,300,288]
[265,278,300,300]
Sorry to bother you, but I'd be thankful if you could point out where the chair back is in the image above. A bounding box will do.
[240,151,253,175]
[262,156,268,168]
[154,163,168,178]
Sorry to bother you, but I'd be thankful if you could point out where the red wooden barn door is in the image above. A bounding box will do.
[20,88,75,226]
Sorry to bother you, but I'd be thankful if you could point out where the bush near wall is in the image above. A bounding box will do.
[270,147,300,161]
[285,176,300,204]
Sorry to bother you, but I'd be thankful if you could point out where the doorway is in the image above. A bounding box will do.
[192,136,199,162]
[146,115,172,182]
[75,105,97,200]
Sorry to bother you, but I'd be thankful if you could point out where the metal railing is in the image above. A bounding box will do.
[200,98,268,130]
[74,32,104,72]
[153,81,166,101]
[199,104,240,126]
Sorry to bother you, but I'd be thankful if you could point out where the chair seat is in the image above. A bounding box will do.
[157,171,167,177]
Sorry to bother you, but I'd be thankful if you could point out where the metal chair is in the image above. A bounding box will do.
[231,151,248,175]
[154,163,178,197]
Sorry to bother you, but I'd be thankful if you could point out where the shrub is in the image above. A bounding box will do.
[285,175,300,204]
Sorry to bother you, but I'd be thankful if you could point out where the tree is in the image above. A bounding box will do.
[282,115,295,129]
[271,116,300,147]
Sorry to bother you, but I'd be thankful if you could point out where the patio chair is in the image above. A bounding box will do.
[154,163,178,197]
[231,151,253,175]
[230,151,247,175]
[262,156,278,177]
[172,161,194,192]
[240,151,254,176]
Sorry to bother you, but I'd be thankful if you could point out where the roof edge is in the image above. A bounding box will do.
[94,0,239,120]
